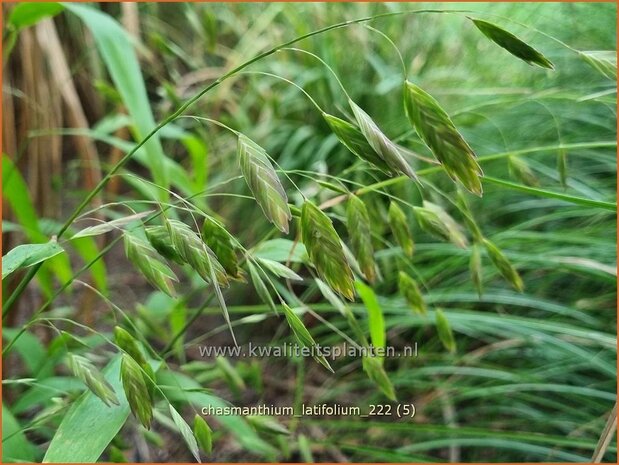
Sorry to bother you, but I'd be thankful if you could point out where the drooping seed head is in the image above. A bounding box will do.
[483,238,524,292]
[323,112,394,174]
[124,232,177,297]
[66,353,119,407]
[398,271,426,315]
[120,354,152,429]
[301,201,355,301]
[349,100,418,180]
[346,195,376,283]
[413,201,468,248]
[388,201,414,257]
[470,18,554,69]
[238,134,291,233]
[202,217,243,279]
[435,309,457,353]
[404,81,483,196]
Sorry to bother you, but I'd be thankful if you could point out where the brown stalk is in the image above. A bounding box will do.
[35,19,102,206]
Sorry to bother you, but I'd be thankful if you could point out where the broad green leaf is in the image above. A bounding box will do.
[2,328,48,377]
[2,155,46,242]
[282,304,333,372]
[216,356,246,392]
[301,201,354,300]
[2,242,64,279]
[252,239,308,263]
[470,18,554,69]
[64,4,169,195]
[404,81,483,195]
[346,195,376,283]
[169,404,200,462]
[12,377,84,415]
[238,134,291,233]
[2,154,73,295]
[70,236,108,295]
[44,357,159,462]
[193,415,213,455]
[298,434,314,462]
[355,281,386,358]
[2,403,37,462]
[8,2,64,29]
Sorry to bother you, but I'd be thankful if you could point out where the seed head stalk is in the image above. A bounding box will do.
[3,8,468,316]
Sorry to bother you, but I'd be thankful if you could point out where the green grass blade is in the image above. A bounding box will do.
[484,176,616,211]
[63,4,169,196]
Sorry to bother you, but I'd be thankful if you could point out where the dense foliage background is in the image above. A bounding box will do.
[2,2,617,463]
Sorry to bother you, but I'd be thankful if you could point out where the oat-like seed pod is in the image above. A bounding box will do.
[165,219,228,286]
[508,155,539,187]
[114,326,146,366]
[120,354,152,429]
[282,303,333,372]
[346,195,376,283]
[145,225,184,264]
[470,243,484,297]
[483,238,524,292]
[435,309,457,354]
[349,99,418,180]
[323,112,394,174]
[414,201,468,249]
[398,271,426,315]
[67,353,119,407]
[202,217,243,279]
[362,355,396,401]
[238,133,291,233]
[124,232,177,297]
[388,201,414,257]
[404,81,483,196]
[301,201,355,301]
